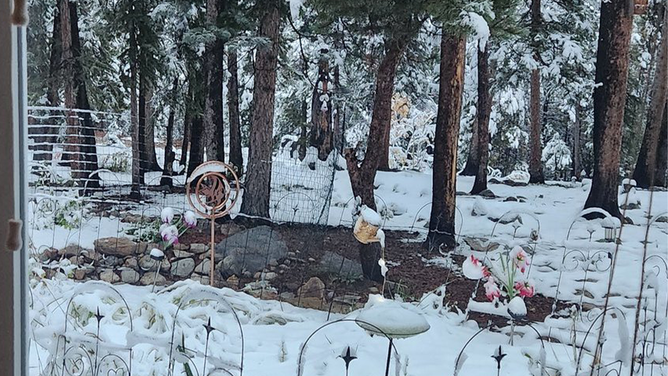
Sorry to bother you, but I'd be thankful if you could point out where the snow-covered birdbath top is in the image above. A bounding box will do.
[355,295,430,339]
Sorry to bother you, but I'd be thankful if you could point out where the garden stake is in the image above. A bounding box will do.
[589,178,633,376]
[186,161,240,286]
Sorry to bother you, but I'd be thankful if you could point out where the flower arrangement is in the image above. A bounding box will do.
[462,246,535,305]
[157,207,198,249]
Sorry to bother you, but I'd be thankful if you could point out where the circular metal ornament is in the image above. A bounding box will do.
[186,161,240,219]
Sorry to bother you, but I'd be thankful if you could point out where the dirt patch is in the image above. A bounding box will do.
[178,217,564,326]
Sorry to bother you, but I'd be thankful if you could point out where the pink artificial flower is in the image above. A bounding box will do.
[183,211,197,228]
[514,281,535,298]
[510,246,531,273]
[463,255,485,280]
[160,224,179,246]
[484,277,502,301]
[161,207,175,224]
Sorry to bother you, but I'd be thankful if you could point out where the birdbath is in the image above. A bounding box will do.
[355,296,430,376]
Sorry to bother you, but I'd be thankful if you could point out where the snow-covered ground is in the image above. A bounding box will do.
[27,167,668,376]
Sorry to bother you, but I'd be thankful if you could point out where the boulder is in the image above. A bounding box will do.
[297,277,325,300]
[171,258,195,277]
[140,272,167,286]
[479,189,496,198]
[120,269,140,284]
[94,237,141,256]
[189,243,209,254]
[99,269,120,283]
[215,226,289,276]
[139,254,170,272]
[194,259,211,275]
[99,255,122,267]
[463,237,500,252]
[318,251,363,280]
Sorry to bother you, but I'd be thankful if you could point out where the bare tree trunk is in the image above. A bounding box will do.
[471,42,492,195]
[47,8,61,107]
[572,101,582,180]
[59,0,76,163]
[203,0,225,162]
[529,0,545,184]
[161,78,178,187]
[426,32,466,252]
[139,82,160,172]
[60,0,100,192]
[584,0,634,219]
[138,74,149,174]
[345,37,408,211]
[129,18,141,197]
[460,117,479,176]
[633,12,668,189]
[344,37,408,282]
[333,63,341,152]
[187,116,205,179]
[144,84,161,171]
[654,101,668,187]
[31,8,61,162]
[69,1,100,192]
[227,49,243,175]
[309,52,334,161]
[180,82,192,168]
[240,1,280,218]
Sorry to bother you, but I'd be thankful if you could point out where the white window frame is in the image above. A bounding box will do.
[1,1,28,375]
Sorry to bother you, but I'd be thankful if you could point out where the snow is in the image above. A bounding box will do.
[26,158,668,376]
[161,207,174,223]
[355,296,430,338]
[360,205,382,226]
[150,248,164,259]
[507,296,527,317]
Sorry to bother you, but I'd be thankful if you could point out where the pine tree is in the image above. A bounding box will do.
[633,7,667,189]
[584,0,635,219]
[240,0,282,217]
[528,0,545,184]
[426,29,466,251]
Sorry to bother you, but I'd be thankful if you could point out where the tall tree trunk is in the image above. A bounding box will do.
[583,0,634,219]
[426,32,466,252]
[60,0,100,192]
[344,37,408,282]
[572,101,582,180]
[143,84,161,171]
[187,116,205,179]
[654,101,668,187]
[69,1,100,192]
[309,52,334,161]
[31,8,62,162]
[138,74,149,174]
[633,12,668,189]
[47,8,61,107]
[180,82,193,168]
[203,0,225,162]
[471,42,492,195]
[161,78,179,187]
[460,117,479,176]
[529,0,545,184]
[227,49,243,175]
[332,63,341,152]
[240,2,280,218]
[59,0,76,162]
[345,37,408,211]
[129,19,142,197]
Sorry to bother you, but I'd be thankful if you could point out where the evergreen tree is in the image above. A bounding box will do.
[584,0,635,219]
